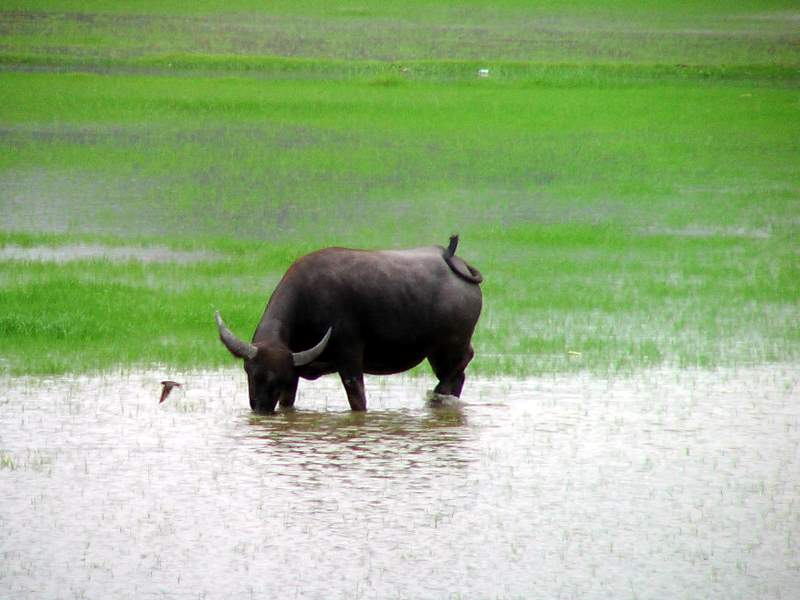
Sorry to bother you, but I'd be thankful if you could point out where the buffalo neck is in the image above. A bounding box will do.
[252,285,298,346]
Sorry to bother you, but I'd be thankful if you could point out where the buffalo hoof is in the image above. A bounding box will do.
[425,390,463,407]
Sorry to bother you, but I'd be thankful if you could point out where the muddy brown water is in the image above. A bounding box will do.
[1,366,798,599]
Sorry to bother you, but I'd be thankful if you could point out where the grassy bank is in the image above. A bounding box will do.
[0,2,798,376]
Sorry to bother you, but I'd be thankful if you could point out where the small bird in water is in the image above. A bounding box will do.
[159,380,182,404]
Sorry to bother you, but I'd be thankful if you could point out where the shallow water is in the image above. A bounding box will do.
[1,366,798,599]
[0,243,221,264]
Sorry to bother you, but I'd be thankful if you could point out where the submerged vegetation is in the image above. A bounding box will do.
[0,0,798,375]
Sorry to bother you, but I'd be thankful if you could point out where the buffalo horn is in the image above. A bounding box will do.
[292,327,332,366]
[214,311,258,360]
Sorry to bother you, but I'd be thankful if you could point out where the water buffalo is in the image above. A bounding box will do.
[215,235,482,412]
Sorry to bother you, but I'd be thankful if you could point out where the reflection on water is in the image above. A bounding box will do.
[1,367,798,599]
[242,405,473,488]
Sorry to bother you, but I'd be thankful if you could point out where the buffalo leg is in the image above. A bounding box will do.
[337,342,367,411]
[429,344,474,398]
[339,370,367,411]
[278,377,299,408]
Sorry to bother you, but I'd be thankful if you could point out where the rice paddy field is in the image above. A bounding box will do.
[1,1,799,598]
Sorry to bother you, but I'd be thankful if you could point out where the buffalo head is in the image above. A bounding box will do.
[214,311,331,413]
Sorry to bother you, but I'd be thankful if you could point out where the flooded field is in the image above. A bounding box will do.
[1,366,798,599]
[0,244,221,264]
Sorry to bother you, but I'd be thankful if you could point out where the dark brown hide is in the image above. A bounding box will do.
[217,238,482,412]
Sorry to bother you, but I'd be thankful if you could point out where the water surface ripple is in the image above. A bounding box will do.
[1,366,798,599]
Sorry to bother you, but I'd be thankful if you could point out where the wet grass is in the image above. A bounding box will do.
[2,0,799,65]
[1,222,796,376]
[0,1,798,376]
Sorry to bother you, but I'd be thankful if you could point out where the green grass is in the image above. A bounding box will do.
[0,2,798,376]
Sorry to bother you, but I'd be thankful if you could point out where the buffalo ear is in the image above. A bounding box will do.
[215,311,258,360]
[292,327,332,366]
